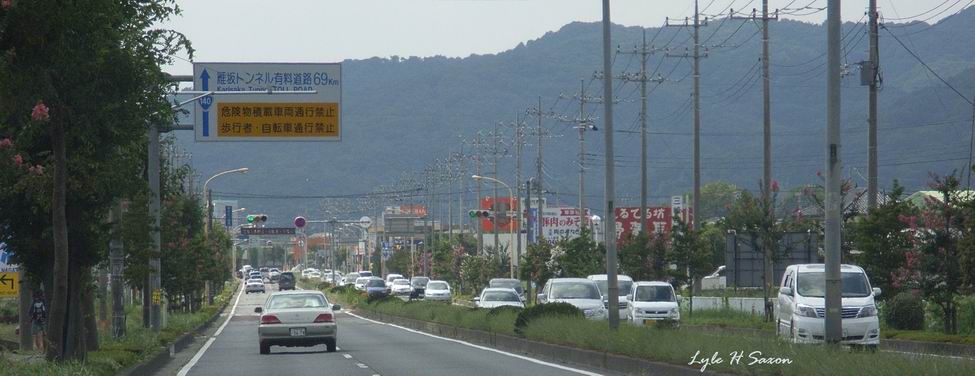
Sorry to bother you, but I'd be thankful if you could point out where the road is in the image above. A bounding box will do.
[175,283,611,376]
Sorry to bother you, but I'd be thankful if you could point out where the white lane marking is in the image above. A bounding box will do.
[357,363,369,368]
[343,354,353,359]
[177,284,246,376]
[346,312,603,376]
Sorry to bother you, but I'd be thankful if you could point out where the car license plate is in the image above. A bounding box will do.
[290,328,306,337]
[643,320,656,326]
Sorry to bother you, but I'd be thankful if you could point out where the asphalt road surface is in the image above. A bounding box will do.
[176,284,611,376]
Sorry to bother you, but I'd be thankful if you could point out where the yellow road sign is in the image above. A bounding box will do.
[152,289,161,305]
[216,102,339,138]
[0,272,18,297]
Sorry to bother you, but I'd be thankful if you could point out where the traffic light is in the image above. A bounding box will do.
[468,210,493,219]
[246,214,268,224]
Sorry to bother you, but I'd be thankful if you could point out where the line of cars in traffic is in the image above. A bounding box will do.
[241,264,296,294]
[358,263,882,348]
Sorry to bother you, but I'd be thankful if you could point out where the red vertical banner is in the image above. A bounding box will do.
[481,197,519,232]
[614,207,673,244]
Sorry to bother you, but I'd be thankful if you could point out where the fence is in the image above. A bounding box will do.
[688,296,774,316]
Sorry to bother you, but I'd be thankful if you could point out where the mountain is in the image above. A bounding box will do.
[175,7,975,227]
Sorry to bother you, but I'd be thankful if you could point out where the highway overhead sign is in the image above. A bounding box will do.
[0,272,18,297]
[241,227,296,236]
[193,62,341,142]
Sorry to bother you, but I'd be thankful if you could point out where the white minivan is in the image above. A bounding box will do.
[627,281,681,326]
[776,264,881,349]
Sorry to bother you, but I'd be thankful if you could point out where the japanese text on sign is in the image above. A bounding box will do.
[217,103,338,138]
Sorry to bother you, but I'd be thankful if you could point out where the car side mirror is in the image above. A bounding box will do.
[537,293,546,302]
[473,297,480,302]
[872,287,882,297]
[676,295,683,303]
[780,287,793,296]
[332,304,341,311]
[254,307,263,314]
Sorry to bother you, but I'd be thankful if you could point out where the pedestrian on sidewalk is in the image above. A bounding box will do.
[28,292,47,352]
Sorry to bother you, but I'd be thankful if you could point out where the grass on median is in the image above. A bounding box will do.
[523,316,975,376]
[681,307,775,331]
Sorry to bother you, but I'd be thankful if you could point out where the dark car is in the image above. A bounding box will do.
[409,276,429,300]
[278,272,296,291]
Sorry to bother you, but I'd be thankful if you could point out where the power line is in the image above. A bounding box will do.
[881,23,973,106]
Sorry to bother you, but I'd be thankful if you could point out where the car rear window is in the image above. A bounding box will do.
[268,294,327,309]
[279,273,294,281]
[427,282,448,290]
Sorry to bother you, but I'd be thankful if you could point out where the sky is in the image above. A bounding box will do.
[163,0,962,75]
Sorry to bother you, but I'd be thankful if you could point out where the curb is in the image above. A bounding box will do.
[118,284,239,376]
[681,324,975,359]
[358,310,719,376]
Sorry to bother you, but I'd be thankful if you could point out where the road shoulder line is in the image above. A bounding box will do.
[176,283,246,376]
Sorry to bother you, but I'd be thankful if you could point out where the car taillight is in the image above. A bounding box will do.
[260,314,281,324]
[314,313,334,323]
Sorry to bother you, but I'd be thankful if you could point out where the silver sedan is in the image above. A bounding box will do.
[255,290,340,354]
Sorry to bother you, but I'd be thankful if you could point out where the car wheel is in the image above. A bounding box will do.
[325,338,337,353]
[260,341,271,355]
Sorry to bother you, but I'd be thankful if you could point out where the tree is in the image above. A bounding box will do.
[554,228,605,277]
[848,182,916,298]
[698,181,741,221]
[619,232,670,281]
[724,184,797,322]
[903,173,969,334]
[669,219,715,317]
[0,0,191,360]
[521,238,555,304]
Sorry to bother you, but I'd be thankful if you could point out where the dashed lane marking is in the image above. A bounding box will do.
[346,312,603,376]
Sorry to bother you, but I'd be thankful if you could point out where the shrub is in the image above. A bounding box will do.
[885,292,925,330]
[514,303,583,335]
[487,305,523,316]
[367,292,395,304]
[330,285,353,294]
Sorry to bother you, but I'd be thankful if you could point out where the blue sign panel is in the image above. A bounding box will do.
[225,205,233,227]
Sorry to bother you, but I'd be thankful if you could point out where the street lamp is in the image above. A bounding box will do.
[472,175,516,278]
[203,167,249,237]
[202,167,249,301]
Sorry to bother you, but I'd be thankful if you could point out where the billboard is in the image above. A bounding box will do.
[540,207,589,242]
[480,197,519,233]
[384,205,428,217]
[614,207,673,244]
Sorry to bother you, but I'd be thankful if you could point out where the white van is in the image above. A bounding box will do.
[776,264,881,349]
[627,281,681,326]
[587,274,634,319]
[537,278,607,319]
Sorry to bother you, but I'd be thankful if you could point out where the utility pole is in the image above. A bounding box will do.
[474,132,484,254]
[825,0,843,345]
[458,143,466,240]
[147,123,161,332]
[666,0,708,227]
[446,157,453,245]
[492,122,501,253]
[526,96,552,242]
[732,0,778,321]
[619,29,664,234]
[514,114,524,272]
[559,80,601,235]
[601,0,620,330]
[867,0,880,208]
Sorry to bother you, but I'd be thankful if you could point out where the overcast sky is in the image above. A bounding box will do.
[164,0,961,74]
